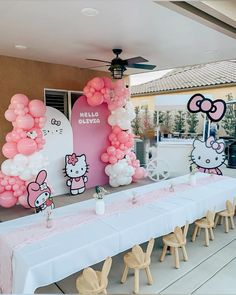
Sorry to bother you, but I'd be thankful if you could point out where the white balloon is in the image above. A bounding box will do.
[14,154,28,165]
[106,159,134,187]
[1,159,12,175]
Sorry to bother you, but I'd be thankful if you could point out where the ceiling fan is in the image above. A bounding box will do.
[86,49,156,79]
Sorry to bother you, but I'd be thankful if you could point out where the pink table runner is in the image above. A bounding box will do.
[0,174,227,293]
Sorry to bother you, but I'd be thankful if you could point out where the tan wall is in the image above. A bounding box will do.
[131,85,236,112]
[0,55,110,164]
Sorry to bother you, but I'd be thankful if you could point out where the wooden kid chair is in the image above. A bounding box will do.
[121,238,154,294]
[160,223,189,269]
[192,210,215,246]
[76,257,112,295]
[214,200,235,233]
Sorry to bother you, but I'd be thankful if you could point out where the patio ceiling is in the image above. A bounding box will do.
[0,0,235,75]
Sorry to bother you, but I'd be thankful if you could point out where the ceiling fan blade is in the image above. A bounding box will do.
[127,64,156,70]
[125,56,148,65]
[86,58,111,63]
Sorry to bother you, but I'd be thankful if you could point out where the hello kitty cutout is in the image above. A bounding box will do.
[27,170,54,213]
[64,153,89,195]
[190,136,226,175]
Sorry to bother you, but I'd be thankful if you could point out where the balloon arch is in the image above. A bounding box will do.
[0,77,146,208]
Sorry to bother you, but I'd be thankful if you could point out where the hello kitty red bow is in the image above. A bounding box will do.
[206,136,225,154]
[67,153,78,166]
[187,94,226,122]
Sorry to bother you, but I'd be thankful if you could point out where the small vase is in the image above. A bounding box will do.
[189,174,197,186]
[95,199,105,215]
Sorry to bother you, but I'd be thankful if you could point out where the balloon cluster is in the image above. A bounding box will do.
[0,94,47,208]
[101,126,134,164]
[83,77,146,187]
[83,77,129,110]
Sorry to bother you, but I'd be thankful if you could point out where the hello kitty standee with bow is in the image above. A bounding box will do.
[64,153,89,195]
[190,136,226,175]
[27,170,54,213]
[187,93,226,122]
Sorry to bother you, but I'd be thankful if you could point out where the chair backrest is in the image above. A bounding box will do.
[182,222,189,238]
[174,226,185,244]
[145,238,155,261]
[226,200,234,215]
[82,267,100,291]
[132,244,145,264]
[206,210,215,224]
[100,257,112,287]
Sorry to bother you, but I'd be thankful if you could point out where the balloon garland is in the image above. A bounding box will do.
[0,94,48,208]
[83,77,147,187]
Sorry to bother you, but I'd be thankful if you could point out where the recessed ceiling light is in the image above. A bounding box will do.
[81,7,99,16]
[15,44,27,50]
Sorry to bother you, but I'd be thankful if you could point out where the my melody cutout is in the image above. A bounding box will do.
[190,136,226,175]
[64,153,89,195]
[27,170,54,213]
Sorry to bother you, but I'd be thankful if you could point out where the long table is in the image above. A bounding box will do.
[0,173,235,294]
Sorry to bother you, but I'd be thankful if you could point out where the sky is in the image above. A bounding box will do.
[129,69,172,86]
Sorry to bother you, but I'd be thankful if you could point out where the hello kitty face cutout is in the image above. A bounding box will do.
[42,118,63,136]
[190,136,226,175]
[27,170,54,212]
[64,153,89,195]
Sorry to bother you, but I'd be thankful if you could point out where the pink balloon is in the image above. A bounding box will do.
[18,194,31,208]
[113,126,121,134]
[89,77,104,91]
[87,92,104,106]
[118,131,129,144]
[101,153,109,163]
[11,94,29,106]
[2,142,18,158]
[0,191,17,208]
[17,138,37,155]
[16,114,34,130]
[5,109,17,122]
[29,100,46,117]
[102,77,113,89]
[109,156,117,164]
[132,167,146,182]
[107,146,116,155]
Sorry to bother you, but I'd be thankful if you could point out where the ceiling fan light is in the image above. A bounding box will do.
[109,64,125,79]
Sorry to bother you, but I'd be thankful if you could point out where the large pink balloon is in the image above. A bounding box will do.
[5,109,17,122]
[118,131,129,144]
[0,191,17,208]
[87,92,104,106]
[17,138,37,155]
[29,100,46,117]
[16,114,34,130]
[11,94,29,106]
[2,142,18,158]
[89,77,104,91]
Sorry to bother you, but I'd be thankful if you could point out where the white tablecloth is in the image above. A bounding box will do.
[0,173,235,293]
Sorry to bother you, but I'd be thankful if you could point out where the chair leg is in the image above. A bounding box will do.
[197,227,201,236]
[192,225,198,242]
[181,245,188,261]
[134,269,139,294]
[174,247,180,269]
[160,244,167,262]
[230,216,235,229]
[205,228,209,246]
[102,289,107,294]
[170,246,174,255]
[224,216,229,233]
[214,214,219,228]
[121,265,129,283]
[209,227,214,240]
[220,216,223,225]
[145,267,153,285]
